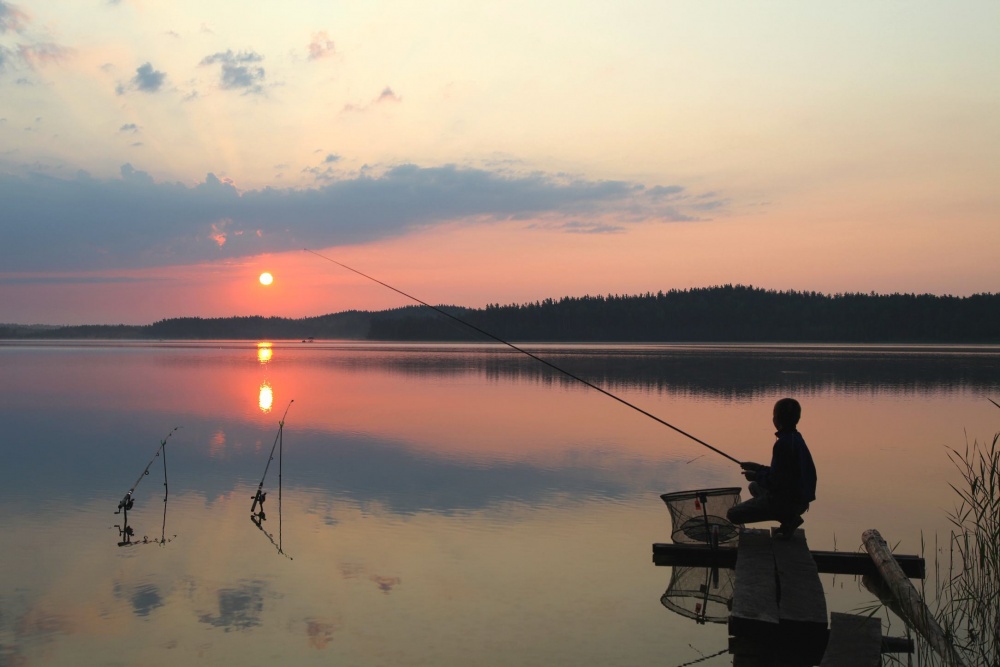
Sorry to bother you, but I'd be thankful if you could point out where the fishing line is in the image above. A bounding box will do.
[116,427,179,514]
[305,249,742,465]
[251,400,294,515]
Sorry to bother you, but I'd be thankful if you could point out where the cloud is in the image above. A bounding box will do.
[119,123,139,133]
[377,86,400,103]
[342,86,401,113]
[0,275,160,285]
[17,42,71,68]
[199,49,265,93]
[0,1,28,34]
[0,5,72,75]
[0,163,723,272]
[131,62,165,92]
[307,31,335,60]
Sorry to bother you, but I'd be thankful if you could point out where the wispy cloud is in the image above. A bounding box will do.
[17,42,71,68]
[0,1,28,34]
[307,31,335,60]
[0,163,723,272]
[0,275,161,285]
[343,86,401,113]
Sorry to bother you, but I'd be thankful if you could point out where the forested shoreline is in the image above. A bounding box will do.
[3,285,999,343]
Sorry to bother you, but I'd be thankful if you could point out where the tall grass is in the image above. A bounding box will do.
[938,425,1000,667]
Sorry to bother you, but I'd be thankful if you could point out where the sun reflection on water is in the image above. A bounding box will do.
[259,382,273,412]
[257,342,273,364]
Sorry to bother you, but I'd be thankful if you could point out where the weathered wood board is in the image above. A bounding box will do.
[771,528,828,630]
[729,529,779,634]
[820,612,882,667]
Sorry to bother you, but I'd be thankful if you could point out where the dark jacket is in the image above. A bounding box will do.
[757,429,817,505]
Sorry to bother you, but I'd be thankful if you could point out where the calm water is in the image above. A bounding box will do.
[1,341,998,666]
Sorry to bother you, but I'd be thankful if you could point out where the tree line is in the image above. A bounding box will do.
[3,286,999,342]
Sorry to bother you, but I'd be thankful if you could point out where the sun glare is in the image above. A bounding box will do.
[259,272,273,286]
[259,382,273,413]
[257,342,272,364]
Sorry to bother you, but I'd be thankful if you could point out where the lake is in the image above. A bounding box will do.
[1,341,998,666]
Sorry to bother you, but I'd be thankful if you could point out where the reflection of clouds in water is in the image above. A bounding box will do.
[14,608,70,643]
[197,581,266,632]
[338,563,401,594]
[369,575,401,594]
[114,582,164,618]
[306,619,338,649]
[208,430,226,459]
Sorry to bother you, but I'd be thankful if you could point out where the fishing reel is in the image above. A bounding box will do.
[251,489,267,520]
[115,522,135,546]
[115,491,134,514]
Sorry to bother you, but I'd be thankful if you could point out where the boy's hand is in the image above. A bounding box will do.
[740,461,763,472]
[742,469,758,481]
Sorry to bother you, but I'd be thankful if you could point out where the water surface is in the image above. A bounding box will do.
[1,341,998,666]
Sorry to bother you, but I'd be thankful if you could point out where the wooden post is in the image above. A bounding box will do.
[861,529,966,667]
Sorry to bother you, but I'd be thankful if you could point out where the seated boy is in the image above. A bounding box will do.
[727,397,817,538]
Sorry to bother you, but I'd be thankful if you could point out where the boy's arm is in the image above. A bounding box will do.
[740,460,768,482]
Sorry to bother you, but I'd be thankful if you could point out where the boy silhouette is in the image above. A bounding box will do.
[727,397,817,538]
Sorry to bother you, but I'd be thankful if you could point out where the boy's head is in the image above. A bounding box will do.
[772,397,801,431]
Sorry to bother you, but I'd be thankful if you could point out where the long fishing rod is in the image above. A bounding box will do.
[116,427,179,515]
[251,400,294,515]
[305,249,742,466]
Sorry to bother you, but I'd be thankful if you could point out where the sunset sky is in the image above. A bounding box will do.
[1,1,998,325]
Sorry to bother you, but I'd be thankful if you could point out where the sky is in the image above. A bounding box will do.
[1,0,998,325]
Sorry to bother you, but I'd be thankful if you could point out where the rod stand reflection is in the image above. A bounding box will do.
[111,428,178,548]
[249,400,293,559]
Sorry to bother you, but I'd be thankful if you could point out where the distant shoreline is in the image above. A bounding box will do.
[3,286,999,344]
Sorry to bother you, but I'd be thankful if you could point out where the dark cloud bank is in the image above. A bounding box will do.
[0,164,723,272]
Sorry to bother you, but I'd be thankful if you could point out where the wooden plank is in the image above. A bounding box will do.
[811,550,925,579]
[652,542,925,578]
[820,612,882,667]
[729,529,779,635]
[770,528,828,629]
[732,631,913,656]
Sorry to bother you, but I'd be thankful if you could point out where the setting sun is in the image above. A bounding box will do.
[259,272,273,286]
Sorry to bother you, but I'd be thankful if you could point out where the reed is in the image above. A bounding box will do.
[938,425,1000,667]
[870,403,998,667]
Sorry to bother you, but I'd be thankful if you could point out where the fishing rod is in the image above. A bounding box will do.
[116,427,179,516]
[304,249,742,466]
[251,400,294,515]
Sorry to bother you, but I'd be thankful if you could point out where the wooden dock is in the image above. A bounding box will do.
[652,539,926,578]
[654,527,920,665]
